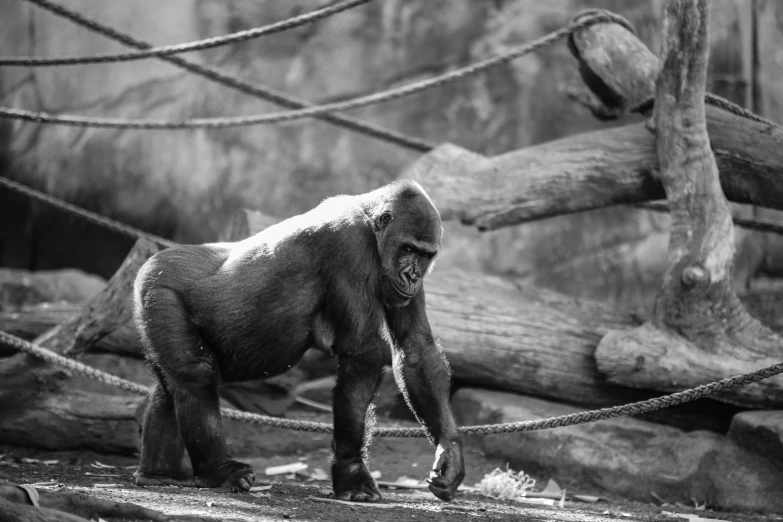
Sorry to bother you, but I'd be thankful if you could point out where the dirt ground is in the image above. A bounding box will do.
[1,409,781,522]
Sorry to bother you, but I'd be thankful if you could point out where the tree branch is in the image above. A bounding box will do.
[404,6,783,231]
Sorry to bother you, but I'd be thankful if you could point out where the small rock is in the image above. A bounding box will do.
[728,410,783,462]
[695,436,783,513]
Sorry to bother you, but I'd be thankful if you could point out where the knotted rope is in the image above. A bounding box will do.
[0,11,632,130]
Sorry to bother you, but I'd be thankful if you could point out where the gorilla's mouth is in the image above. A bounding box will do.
[391,282,414,298]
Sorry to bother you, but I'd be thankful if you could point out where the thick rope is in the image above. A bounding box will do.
[705,93,782,130]
[20,0,435,152]
[0,0,373,66]
[0,177,175,248]
[0,11,633,130]
[457,360,783,437]
[3,328,782,437]
[13,1,782,146]
[4,330,151,396]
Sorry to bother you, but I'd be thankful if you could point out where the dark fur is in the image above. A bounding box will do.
[133,180,465,501]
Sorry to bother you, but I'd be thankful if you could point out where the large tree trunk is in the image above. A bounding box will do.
[595,0,783,409]
[0,351,143,453]
[0,268,106,309]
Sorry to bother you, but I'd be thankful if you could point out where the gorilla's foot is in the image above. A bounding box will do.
[332,460,382,502]
[336,484,383,502]
[195,459,255,492]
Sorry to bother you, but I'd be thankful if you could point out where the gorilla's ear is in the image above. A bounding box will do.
[374,211,393,232]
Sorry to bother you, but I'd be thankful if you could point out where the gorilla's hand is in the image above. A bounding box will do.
[427,439,465,501]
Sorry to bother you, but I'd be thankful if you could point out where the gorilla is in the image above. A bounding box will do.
[133,179,464,502]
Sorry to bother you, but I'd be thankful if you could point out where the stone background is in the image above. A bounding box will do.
[0,0,781,308]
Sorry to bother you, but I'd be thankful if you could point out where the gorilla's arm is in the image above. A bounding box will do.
[388,294,465,501]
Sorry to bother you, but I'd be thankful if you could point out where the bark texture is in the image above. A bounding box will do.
[595,0,783,409]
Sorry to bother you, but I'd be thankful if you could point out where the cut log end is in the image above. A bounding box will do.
[568,9,657,118]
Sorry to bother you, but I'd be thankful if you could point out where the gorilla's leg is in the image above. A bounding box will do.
[135,382,191,486]
[138,287,254,491]
[173,378,254,490]
[331,349,385,501]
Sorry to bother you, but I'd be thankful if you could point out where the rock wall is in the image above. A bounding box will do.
[0,0,767,307]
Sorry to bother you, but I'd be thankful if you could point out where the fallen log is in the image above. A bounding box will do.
[0,240,158,452]
[0,303,142,358]
[0,351,142,453]
[0,267,105,311]
[596,0,783,409]
[402,14,783,231]
[404,112,783,232]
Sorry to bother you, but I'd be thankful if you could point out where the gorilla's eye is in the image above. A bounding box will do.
[379,213,392,226]
[401,246,413,255]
